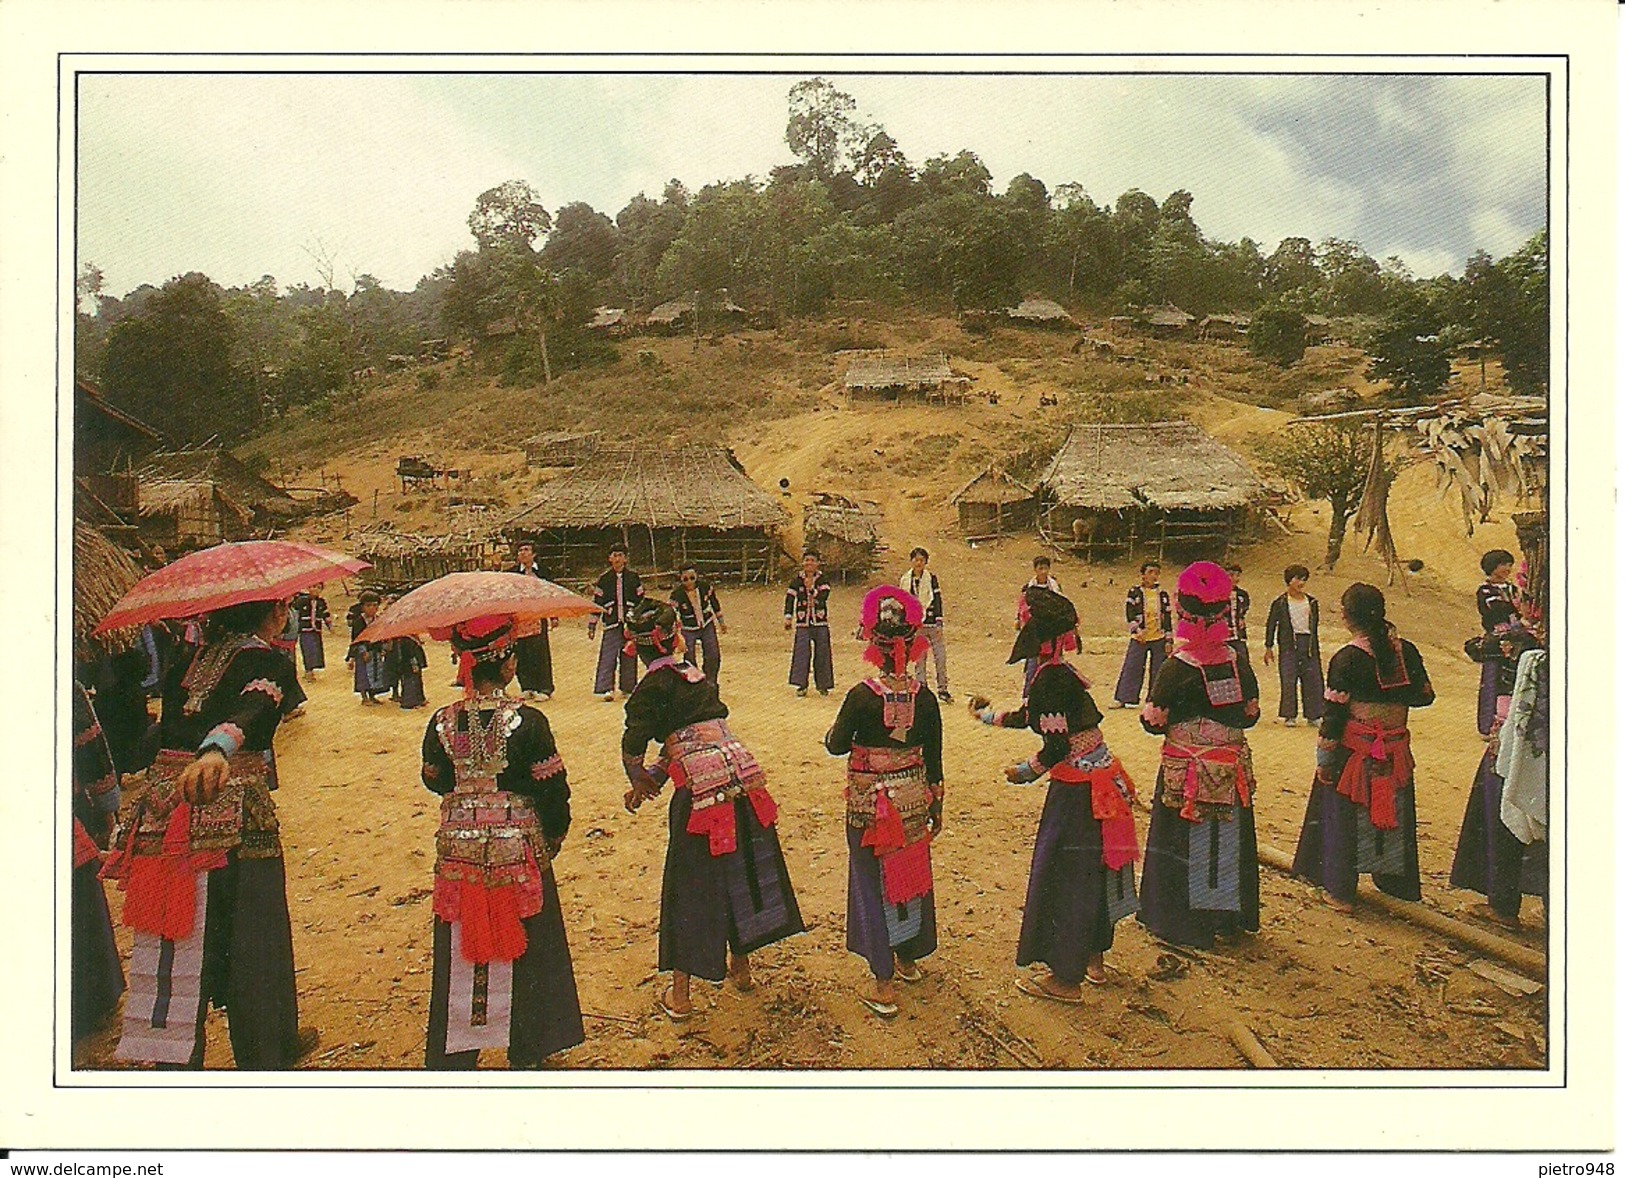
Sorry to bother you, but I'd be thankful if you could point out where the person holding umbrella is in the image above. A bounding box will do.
[621,599,805,1021]
[95,540,364,1069]
[419,616,585,1068]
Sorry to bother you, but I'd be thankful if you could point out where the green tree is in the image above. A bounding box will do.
[1263,236,1320,302]
[467,179,552,251]
[785,78,865,184]
[1316,237,1385,315]
[541,202,620,284]
[1364,288,1451,403]
[102,272,254,443]
[1256,421,1377,568]
[1248,301,1308,367]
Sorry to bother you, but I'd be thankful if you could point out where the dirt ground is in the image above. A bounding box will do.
[76,492,1549,1072]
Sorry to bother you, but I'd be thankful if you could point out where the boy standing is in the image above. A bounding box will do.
[901,546,951,702]
[1225,563,1251,659]
[1015,555,1063,693]
[1112,560,1172,707]
[672,562,727,685]
[784,550,834,696]
[588,544,644,702]
[1263,564,1323,726]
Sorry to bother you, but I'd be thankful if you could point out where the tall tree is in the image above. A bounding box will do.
[541,202,620,284]
[467,180,552,252]
[1263,236,1320,302]
[785,78,864,184]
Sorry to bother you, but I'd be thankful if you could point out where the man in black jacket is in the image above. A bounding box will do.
[784,550,834,697]
[1262,564,1323,725]
[671,562,726,686]
[588,544,644,701]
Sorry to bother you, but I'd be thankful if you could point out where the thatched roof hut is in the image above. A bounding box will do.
[354,526,491,593]
[522,430,601,468]
[1198,313,1250,340]
[589,306,627,332]
[505,446,786,581]
[1299,387,1361,414]
[138,446,296,524]
[803,492,882,578]
[1007,297,1077,328]
[645,293,746,334]
[1038,421,1264,561]
[74,521,144,662]
[136,479,253,550]
[947,466,1037,539]
[1142,305,1195,336]
[842,352,968,402]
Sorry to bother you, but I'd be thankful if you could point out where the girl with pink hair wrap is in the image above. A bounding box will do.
[967,586,1141,1002]
[1137,562,1265,950]
[825,587,944,1018]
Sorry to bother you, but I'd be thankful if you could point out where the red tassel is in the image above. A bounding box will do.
[862,791,907,854]
[484,883,529,963]
[747,788,778,830]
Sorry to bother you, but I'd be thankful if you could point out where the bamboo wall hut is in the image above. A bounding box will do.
[1038,421,1264,562]
[136,480,253,550]
[1006,297,1078,329]
[354,526,492,594]
[522,430,601,468]
[588,307,627,334]
[947,466,1037,540]
[504,447,786,582]
[842,352,969,403]
[803,492,882,579]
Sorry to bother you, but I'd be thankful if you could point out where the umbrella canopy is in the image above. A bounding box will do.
[359,571,599,642]
[93,540,368,635]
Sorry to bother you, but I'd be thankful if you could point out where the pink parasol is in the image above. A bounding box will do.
[94,540,368,635]
[358,571,599,642]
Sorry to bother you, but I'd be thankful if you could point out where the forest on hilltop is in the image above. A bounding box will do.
[76,77,1548,449]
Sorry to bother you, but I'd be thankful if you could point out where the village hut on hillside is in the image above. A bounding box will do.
[522,430,602,468]
[353,525,493,594]
[1198,314,1251,341]
[842,352,969,403]
[644,293,747,335]
[947,466,1037,540]
[802,492,883,580]
[588,307,628,334]
[1007,297,1078,329]
[1304,314,1332,345]
[504,446,786,581]
[73,521,144,665]
[1037,421,1264,562]
[138,445,297,528]
[136,478,253,551]
[1141,305,1196,337]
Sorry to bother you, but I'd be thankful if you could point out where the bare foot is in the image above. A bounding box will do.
[1321,890,1356,914]
[728,954,755,993]
[1467,902,1521,930]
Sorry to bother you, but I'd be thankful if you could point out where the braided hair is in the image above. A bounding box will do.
[1341,583,1399,682]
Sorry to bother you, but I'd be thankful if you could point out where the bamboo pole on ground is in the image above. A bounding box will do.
[1255,843,1545,979]
[1226,1020,1279,1069]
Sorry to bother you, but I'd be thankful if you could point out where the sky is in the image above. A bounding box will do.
[75,70,1549,299]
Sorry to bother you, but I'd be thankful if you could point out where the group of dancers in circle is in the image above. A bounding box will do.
[72,550,1546,1068]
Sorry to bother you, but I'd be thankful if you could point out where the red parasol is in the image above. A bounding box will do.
[93,540,369,635]
[358,571,599,642]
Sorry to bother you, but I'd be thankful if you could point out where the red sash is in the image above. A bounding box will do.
[1335,720,1412,831]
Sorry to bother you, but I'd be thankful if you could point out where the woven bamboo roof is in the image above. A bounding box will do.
[589,307,626,329]
[947,465,1036,506]
[804,493,879,546]
[139,446,294,513]
[505,447,785,531]
[354,526,487,559]
[844,352,956,390]
[74,522,143,659]
[137,479,252,523]
[1143,306,1195,328]
[1040,422,1263,512]
[521,429,600,448]
[1008,297,1076,324]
